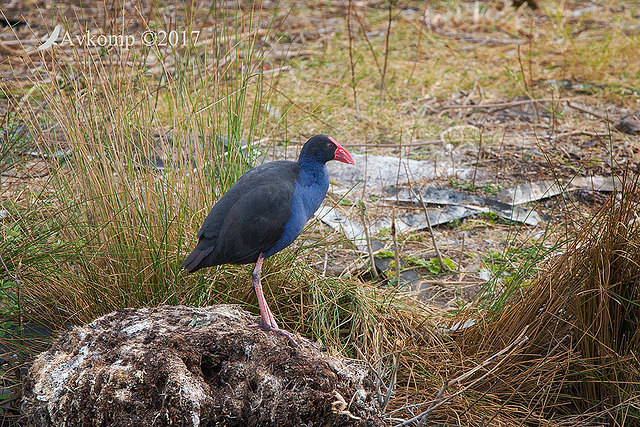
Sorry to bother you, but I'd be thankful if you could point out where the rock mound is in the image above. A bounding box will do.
[22,305,382,426]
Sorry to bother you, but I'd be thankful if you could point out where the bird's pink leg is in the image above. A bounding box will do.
[251,255,299,346]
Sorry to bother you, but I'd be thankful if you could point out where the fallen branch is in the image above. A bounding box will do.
[565,100,608,120]
[409,187,446,272]
[440,97,570,110]
[282,139,445,148]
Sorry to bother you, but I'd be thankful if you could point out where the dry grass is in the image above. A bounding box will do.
[263,0,640,149]
[380,178,640,425]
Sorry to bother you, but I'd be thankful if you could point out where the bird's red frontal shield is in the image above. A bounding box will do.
[329,137,355,165]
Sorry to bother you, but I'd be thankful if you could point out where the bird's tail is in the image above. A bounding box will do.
[181,242,216,273]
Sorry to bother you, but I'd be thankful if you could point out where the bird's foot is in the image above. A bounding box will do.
[267,326,300,348]
[249,321,325,351]
[262,322,327,350]
[255,321,300,348]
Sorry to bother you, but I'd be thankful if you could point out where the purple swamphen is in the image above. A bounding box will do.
[182,134,355,343]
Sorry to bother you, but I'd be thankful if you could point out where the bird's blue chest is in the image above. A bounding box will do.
[262,164,329,258]
[294,167,330,219]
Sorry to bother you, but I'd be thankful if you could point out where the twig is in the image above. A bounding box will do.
[381,346,400,413]
[347,0,361,119]
[453,36,527,45]
[261,83,335,129]
[457,76,479,120]
[351,140,445,147]
[555,130,600,138]
[455,327,530,385]
[321,249,328,277]
[517,44,530,96]
[415,381,449,427]
[565,100,608,120]
[360,144,377,279]
[550,87,557,138]
[438,124,481,139]
[354,6,383,80]
[528,18,535,98]
[408,4,424,83]
[440,97,570,110]
[404,279,481,286]
[283,139,444,147]
[471,124,484,189]
[391,132,404,282]
[392,208,400,283]
[1,170,50,179]
[458,233,465,272]
[410,187,446,272]
[359,201,378,279]
[393,326,530,427]
[380,0,393,102]
[260,65,291,76]
[456,378,500,421]
[402,162,446,272]
[0,39,40,47]
[354,345,388,390]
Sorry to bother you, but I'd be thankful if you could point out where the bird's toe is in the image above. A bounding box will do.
[256,322,301,348]
[270,327,301,348]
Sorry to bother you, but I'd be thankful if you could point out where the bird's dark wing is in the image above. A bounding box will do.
[212,181,295,264]
[182,162,298,271]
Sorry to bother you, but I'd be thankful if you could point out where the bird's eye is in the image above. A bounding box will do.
[327,143,332,148]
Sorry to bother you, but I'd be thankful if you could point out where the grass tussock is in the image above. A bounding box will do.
[469,177,640,423]
[6,6,273,327]
[382,181,640,425]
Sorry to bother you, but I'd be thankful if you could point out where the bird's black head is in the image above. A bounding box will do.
[298,134,355,165]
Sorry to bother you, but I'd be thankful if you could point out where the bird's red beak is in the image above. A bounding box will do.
[330,137,355,165]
